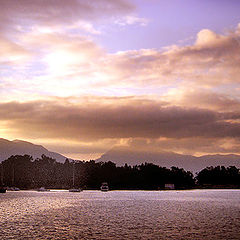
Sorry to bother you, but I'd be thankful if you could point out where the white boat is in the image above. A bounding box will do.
[100,182,109,191]
[69,188,82,192]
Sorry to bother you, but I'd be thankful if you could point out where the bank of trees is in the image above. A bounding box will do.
[0,154,239,189]
[196,166,240,187]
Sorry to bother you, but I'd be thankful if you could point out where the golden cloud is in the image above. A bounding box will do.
[1,23,240,99]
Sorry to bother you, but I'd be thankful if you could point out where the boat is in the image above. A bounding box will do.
[37,187,50,192]
[7,187,20,191]
[1,164,20,192]
[69,188,82,192]
[100,182,109,192]
[69,162,82,192]
[5,163,20,191]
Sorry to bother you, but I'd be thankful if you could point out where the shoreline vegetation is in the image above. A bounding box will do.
[1,154,240,190]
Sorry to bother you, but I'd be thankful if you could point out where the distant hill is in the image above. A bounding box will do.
[97,146,240,173]
[2,138,240,173]
[0,138,67,163]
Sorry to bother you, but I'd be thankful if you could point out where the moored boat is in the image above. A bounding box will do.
[7,187,20,191]
[100,182,109,192]
[69,188,82,192]
[37,187,50,192]
[69,161,82,192]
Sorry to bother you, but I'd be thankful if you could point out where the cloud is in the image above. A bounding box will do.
[1,95,240,156]
[0,0,135,68]
[0,0,134,33]
[25,33,104,74]
[195,29,223,46]
[0,37,31,65]
[1,98,240,141]
[126,137,240,156]
[164,88,240,112]
[115,15,149,26]
[103,24,240,88]
[2,23,240,100]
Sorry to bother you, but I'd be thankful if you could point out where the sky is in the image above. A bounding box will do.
[1,0,240,160]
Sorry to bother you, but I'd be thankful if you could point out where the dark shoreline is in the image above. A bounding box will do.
[1,155,240,191]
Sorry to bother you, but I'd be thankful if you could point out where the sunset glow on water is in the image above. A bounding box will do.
[1,190,240,239]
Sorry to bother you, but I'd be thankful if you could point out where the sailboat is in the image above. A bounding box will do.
[7,162,20,191]
[69,162,82,192]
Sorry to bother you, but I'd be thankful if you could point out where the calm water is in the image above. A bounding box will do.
[0,190,240,240]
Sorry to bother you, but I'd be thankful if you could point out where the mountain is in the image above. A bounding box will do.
[2,138,240,173]
[0,138,67,163]
[97,146,240,173]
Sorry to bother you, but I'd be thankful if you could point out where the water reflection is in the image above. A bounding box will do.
[0,190,240,239]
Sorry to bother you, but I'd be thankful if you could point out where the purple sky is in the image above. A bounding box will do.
[97,0,240,52]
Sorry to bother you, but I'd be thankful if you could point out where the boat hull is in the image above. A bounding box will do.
[100,182,109,191]
[37,187,50,192]
[100,188,109,192]
[69,189,82,192]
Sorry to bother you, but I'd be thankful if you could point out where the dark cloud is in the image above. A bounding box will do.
[1,99,240,141]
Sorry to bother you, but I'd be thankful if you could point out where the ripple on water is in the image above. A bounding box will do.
[0,190,240,239]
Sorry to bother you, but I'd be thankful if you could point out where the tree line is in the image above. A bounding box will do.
[0,154,239,190]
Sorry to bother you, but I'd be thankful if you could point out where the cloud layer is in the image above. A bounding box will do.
[2,24,240,98]
[1,97,240,156]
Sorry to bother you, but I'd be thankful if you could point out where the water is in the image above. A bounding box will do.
[0,190,240,239]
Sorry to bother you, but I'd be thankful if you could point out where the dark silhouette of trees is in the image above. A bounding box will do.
[196,166,240,187]
[170,167,195,189]
[1,155,33,188]
[1,154,239,190]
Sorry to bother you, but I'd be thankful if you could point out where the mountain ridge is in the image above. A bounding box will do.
[0,138,67,163]
[1,138,240,173]
[97,146,240,173]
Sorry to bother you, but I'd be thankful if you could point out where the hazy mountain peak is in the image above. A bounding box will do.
[13,139,31,143]
[0,138,11,143]
[12,139,47,150]
[97,146,240,173]
[0,138,67,163]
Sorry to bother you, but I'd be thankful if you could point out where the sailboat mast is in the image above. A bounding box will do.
[12,165,15,187]
[72,162,75,187]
